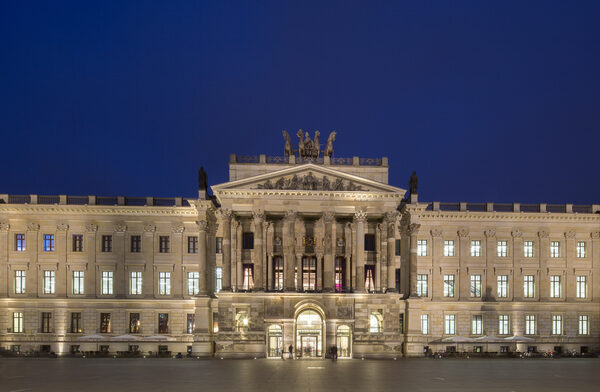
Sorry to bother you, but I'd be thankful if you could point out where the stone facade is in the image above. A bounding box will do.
[1,146,599,358]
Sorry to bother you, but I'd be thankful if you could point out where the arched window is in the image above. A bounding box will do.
[336,325,351,358]
[369,312,382,333]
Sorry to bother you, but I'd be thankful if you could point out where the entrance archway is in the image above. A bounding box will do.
[295,309,323,358]
[336,325,352,358]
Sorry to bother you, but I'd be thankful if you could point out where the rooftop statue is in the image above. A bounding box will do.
[409,171,418,195]
[284,129,335,159]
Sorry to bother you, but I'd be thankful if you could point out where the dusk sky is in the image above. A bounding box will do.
[1,1,599,204]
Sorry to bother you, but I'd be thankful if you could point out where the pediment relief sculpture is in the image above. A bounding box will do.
[255,172,364,191]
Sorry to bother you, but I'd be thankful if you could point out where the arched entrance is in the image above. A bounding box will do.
[336,325,352,358]
[295,309,323,358]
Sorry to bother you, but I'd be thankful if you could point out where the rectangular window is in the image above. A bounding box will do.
[443,240,455,257]
[497,275,509,298]
[551,315,562,335]
[443,274,455,297]
[395,269,401,292]
[72,234,83,252]
[215,237,222,254]
[472,315,482,335]
[187,272,200,295]
[41,312,52,333]
[159,272,171,295]
[303,257,317,291]
[417,240,427,256]
[576,276,587,299]
[159,236,170,253]
[158,313,169,334]
[550,241,560,258]
[43,270,55,294]
[364,234,376,251]
[13,312,23,333]
[578,315,589,335]
[420,314,429,334]
[470,240,481,257]
[399,313,404,333]
[101,271,113,295]
[364,265,375,292]
[497,241,508,257]
[470,275,481,298]
[129,313,140,333]
[130,271,142,295]
[72,271,84,295]
[274,257,284,291]
[523,241,534,258]
[417,274,428,296]
[130,235,141,253]
[216,267,223,293]
[43,234,55,252]
[100,313,111,333]
[444,314,456,335]
[550,275,561,298]
[242,232,254,250]
[525,315,536,335]
[523,275,535,298]
[395,239,401,256]
[187,314,195,334]
[576,241,587,258]
[71,312,82,333]
[187,236,198,254]
[498,315,509,335]
[14,270,26,294]
[15,233,26,251]
[243,264,254,290]
[101,235,112,252]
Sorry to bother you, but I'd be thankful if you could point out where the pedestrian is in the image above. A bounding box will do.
[332,345,338,361]
[288,344,293,359]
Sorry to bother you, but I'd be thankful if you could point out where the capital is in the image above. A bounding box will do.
[591,232,600,240]
[144,224,156,233]
[252,210,265,222]
[484,229,496,238]
[27,222,40,232]
[284,210,297,221]
[322,210,336,223]
[384,211,398,223]
[220,208,233,221]
[197,220,209,232]
[57,223,70,231]
[511,230,523,238]
[564,231,575,239]
[430,229,442,238]
[113,223,126,233]
[172,224,185,234]
[353,208,367,222]
[85,223,98,233]
[408,223,421,235]
[0,221,9,231]
[538,230,549,239]
[457,228,469,238]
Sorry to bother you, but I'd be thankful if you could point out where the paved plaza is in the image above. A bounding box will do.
[1,357,599,392]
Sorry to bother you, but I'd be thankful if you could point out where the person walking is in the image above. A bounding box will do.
[332,345,338,361]
[288,344,293,359]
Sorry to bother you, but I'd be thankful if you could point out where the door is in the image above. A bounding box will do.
[301,336,318,358]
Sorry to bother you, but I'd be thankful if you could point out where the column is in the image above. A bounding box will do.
[344,223,352,291]
[354,209,366,291]
[375,223,382,291]
[252,210,264,290]
[0,222,9,296]
[323,211,335,292]
[221,209,232,291]
[458,228,469,300]
[266,222,274,290]
[236,221,243,291]
[197,220,208,295]
[206,221,218,295]
[385,212,396,292]
[408,223,421,297]
[113,224,126,298]
[283,210,296,291]
[295,216,304,292]
[591,232,600,300]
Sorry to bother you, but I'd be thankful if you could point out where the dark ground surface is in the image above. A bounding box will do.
[1,357,599,392]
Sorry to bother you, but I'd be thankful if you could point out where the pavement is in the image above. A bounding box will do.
[1,357,599,392]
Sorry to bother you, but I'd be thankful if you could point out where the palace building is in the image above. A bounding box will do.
[1,131,599,358]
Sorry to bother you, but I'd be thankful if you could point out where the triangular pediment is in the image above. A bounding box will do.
[212,164,406,199]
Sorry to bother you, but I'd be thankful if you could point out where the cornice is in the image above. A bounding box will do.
[417,210,600,223]
[214,189,403,201]
[0,204,198,217]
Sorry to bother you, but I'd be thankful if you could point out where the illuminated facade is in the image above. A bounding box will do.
[1,136,599,357]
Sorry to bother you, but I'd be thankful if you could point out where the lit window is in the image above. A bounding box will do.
[364,265,375,292]
[443,240,455,257]
[159,272,171,295]
[158,313,169,334]
[417,274,428,296]
[72,271,84,295]
[72,234,83,252]
[550,241,560,258]
[129,313,140,333]
[101,235,112,252]
[215,267,222,293]
[443,274,455,297]
[274,257,284,291]
[235,310,249,333]
[525,315,536,335]
[498,315,509,335]
[215,237,222,254]
[497,275,509,298]
[523,241,534,258]
[420,314,429,334]
[551,315,562,335]
[444,314,455,335]
[578,315,589,335]
[188,272,200,295]
[243,264,254,291]
[523,275,535,298]
[576,276,587,299]
[43,270,55,294]
[130,235,141,253]
[497,241,508,257]
[100,313,111,333]
[14,270,26,294]
[470,240,481,257]
[187,314,195,334]
[159,236,170,253]
[576,242,586,258]
[15,234,26,251]
[130,271,142,295]
[550,275,561,298]
[101,271,113,295]
[12,312,24,333]
[470,275,481,298]
[417,240,427,256]
[369,312,383,333]
[472,315,482,335]
[71,312,82,333]
[43,234,55,252]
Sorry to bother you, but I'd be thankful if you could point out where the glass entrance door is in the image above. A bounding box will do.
[295,310,323,358]
[301,336,318,358]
